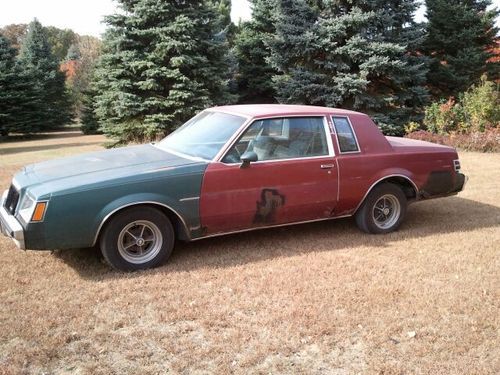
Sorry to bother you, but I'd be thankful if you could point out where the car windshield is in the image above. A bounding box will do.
[157,111,246,160]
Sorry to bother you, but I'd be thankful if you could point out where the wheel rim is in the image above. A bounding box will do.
[372,194,401,230]
[117,220,163,264]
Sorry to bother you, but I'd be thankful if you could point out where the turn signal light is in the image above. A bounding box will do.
[31,202,47,222]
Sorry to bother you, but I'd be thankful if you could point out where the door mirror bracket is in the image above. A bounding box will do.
[240,151,258,169]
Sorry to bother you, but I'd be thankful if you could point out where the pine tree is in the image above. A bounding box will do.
[234,0,278,103]
[0,34,22,136]
[94,0,234,145]
[268,0,429,135]
[215,0,237,42]
[80,87,100,135]
[18,19,73,131]
[424,0,499,98]
[0,33,39,136]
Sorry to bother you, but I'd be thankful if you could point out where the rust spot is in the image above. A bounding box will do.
[253,189,285,224]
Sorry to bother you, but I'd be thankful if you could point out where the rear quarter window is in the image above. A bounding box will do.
[332,116,359,153]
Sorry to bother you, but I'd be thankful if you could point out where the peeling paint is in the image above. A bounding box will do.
[253,189,286,224]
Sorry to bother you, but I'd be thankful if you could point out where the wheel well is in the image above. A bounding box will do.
[355,175,418,214]
[145,204,190,241]
[94,203,190,247]
[374,176,417,200]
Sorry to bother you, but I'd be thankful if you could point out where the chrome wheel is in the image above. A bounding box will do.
[372,194,401,230]
[117,220,163,264]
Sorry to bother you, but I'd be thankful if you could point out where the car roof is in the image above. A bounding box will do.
[208,104,363,118]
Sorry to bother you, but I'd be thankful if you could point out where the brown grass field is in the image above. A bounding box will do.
[0,130,499,374]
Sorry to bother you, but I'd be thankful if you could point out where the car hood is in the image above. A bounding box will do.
[13,144,206,198]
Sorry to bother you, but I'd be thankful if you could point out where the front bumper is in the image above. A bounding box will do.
[0,190,25,249]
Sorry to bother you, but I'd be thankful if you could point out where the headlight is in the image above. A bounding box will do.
[18,195,35,223]
[18,195,48,223]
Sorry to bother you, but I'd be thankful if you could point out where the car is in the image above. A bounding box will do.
[1,105,467,271]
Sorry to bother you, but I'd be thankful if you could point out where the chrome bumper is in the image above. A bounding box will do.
[0,190,25,249]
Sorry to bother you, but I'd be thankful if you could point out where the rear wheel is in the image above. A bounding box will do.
[99,206,175,271]
[355,183,407,234]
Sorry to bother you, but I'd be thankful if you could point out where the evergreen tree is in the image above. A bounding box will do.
[0,34,23,136]
[215,0,237,43]
[0,33,40,136]
[269,0,429,135]
[18,19,73,131]
[234,0,278,103]
[424,0,499,98]
[80,87,100,135]
[212,0,239,102]
[0,34,19,136]
[94,0,234,145]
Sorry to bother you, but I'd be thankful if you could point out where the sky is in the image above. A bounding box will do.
[0,0,498,38]
[0,0,252,37]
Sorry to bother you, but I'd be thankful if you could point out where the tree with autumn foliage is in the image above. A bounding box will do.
[60,36,102,119]
[0,24,27,51]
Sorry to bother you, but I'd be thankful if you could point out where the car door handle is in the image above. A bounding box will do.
[320,164,335,169]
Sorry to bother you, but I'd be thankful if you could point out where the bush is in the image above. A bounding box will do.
[406,128,500,152]
[461,77,500,132]
[423,98,465,134]
[421,77,499,135]
[404,121,421,134]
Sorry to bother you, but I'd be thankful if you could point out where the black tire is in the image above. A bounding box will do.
[355,183,407,234]
[99,206,175,271]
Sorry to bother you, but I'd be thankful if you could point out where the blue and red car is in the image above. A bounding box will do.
[1,105,467,270]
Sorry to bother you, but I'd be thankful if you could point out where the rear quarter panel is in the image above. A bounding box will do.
[329,114,459,216]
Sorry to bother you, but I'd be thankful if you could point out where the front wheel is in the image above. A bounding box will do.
[355,183,407,234]
[99,206,175,271]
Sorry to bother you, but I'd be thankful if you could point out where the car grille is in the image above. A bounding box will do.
[4,185,19,215]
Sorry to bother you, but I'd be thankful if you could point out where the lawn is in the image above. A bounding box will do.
[0,130,499,374]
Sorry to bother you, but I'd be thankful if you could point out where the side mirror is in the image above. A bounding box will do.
[240,151,258,168]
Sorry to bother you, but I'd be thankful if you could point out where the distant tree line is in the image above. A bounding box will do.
[0,0,498,142]
[0,20,101,137]
[0,20,71,136]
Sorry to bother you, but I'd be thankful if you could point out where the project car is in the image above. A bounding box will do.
[1,105,467,270]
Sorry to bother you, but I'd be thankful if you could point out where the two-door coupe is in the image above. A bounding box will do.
[1,105,467,270]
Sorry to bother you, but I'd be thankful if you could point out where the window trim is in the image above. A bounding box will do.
[217,115,335,165]
[331,115,361,154]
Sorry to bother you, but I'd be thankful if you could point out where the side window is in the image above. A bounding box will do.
[222,117,329,163]
[332,116,359,153]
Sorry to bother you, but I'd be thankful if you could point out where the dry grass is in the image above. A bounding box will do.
[0,130,499,374]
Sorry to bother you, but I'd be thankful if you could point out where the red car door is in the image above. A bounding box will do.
[199,116,339,235]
